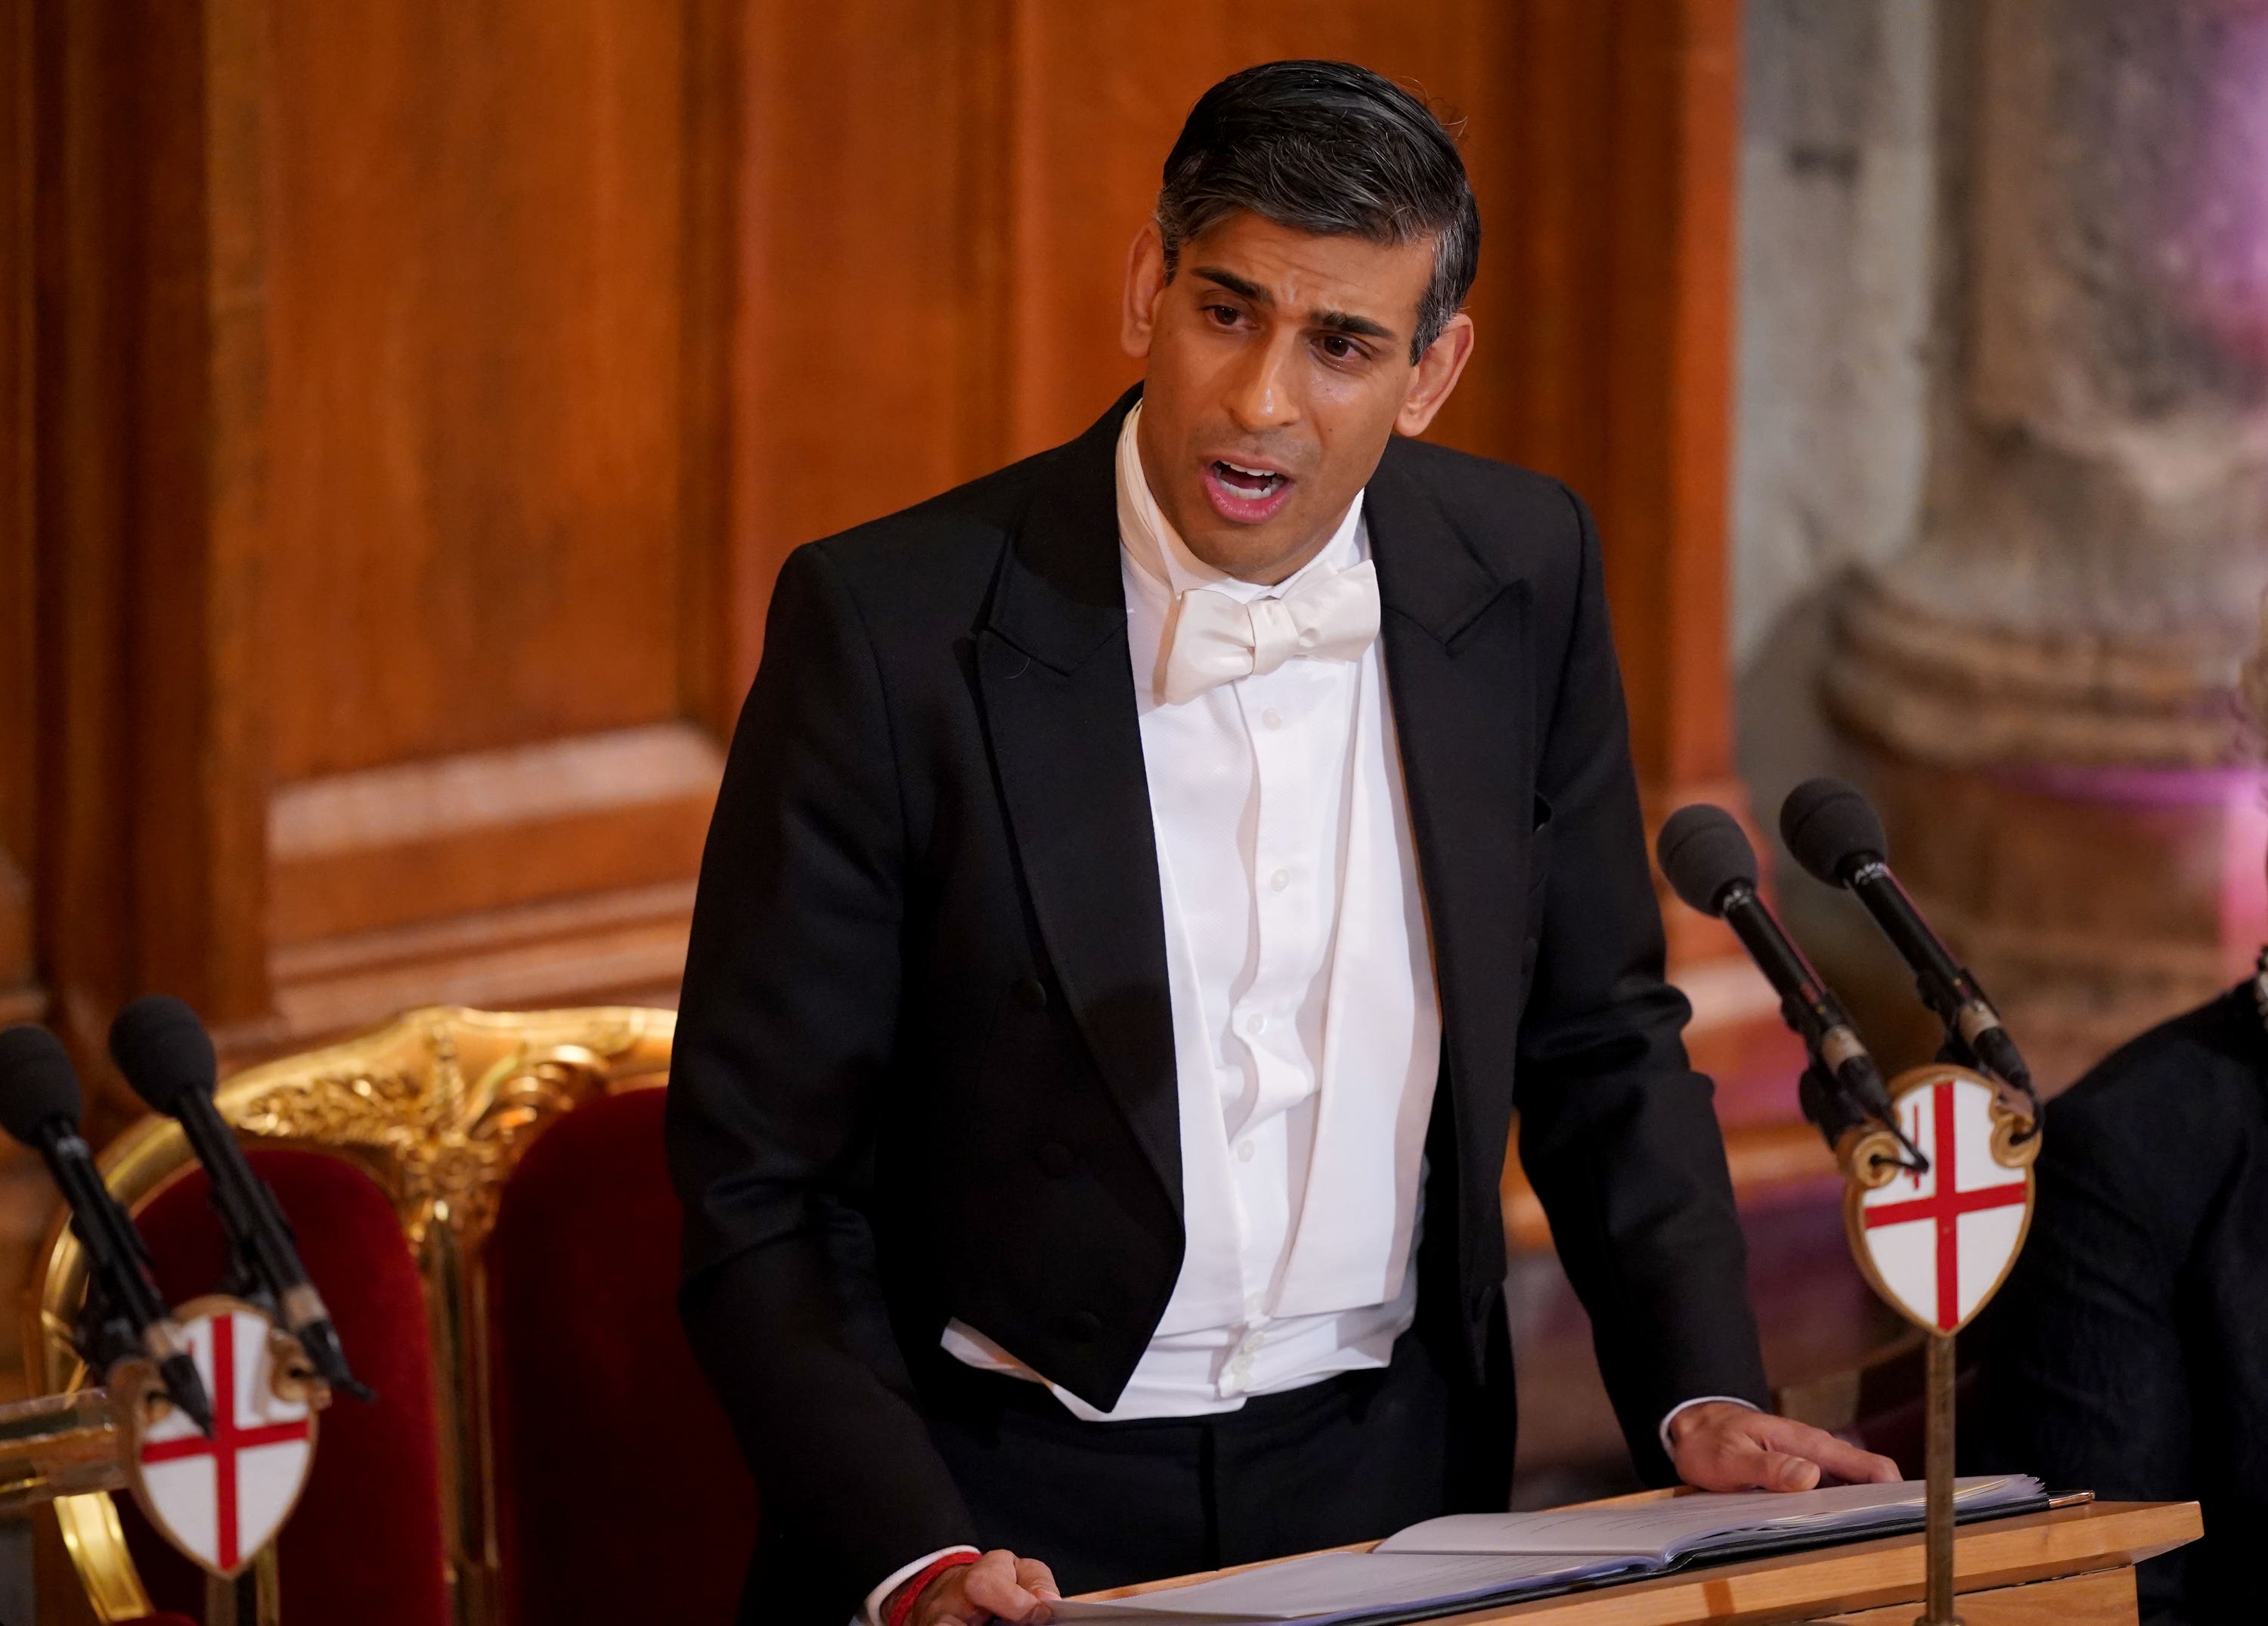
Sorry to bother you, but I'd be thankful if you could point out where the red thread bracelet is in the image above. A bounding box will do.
[885,1551,980,1626]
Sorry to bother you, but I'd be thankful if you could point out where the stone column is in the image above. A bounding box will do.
[1826,0,2268,1085]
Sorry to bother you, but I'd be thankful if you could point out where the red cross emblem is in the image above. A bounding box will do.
[131,1302,317,1578]
[1854,1070,2033,1333]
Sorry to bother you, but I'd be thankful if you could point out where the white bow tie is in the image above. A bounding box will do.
[1159,559,1381,705]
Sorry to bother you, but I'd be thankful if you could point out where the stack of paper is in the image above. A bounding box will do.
[1049,1476,2045,1626]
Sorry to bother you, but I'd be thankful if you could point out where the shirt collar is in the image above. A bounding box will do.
[1116,401,1365,605]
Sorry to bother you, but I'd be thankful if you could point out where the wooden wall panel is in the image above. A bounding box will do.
[0,0,42,1386]
[250,0,747,1035]
[262,1,696,780]
[18,0,745,1062]
[249,0,740,1035]
[0,0,34,1025]
[38,0,231,1045]
[12,0,1761,1088]
[1594,1,1743,801]
[721,0,1017,710]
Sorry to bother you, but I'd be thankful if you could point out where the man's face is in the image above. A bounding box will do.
[1121,209,1473,583]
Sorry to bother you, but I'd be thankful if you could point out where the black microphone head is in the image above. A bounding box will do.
[1656,804,1761,918]
[1780,776,1889,886]
[0,1025,84,1144]
[108,996,218,1116]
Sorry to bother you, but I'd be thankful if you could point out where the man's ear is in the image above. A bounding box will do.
[1395,311,1476,437]
[1122,222,1169,361]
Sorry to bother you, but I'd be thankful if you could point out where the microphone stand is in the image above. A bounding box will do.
[1925,1325,1957,1626]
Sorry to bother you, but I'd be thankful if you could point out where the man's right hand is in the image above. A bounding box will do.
[890,1548,1061,1626]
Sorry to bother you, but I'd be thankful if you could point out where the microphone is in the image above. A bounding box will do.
[1656,805,1917,1162]
[0,1025,215,1436]
[110,997,373,1403]
[1778,778,2038,1117]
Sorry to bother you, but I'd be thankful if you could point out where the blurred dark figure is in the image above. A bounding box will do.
[1978,983,2267,1622]
[1977,603,2268,1624]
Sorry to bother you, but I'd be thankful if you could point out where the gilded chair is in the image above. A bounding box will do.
[25,1004,755,1626]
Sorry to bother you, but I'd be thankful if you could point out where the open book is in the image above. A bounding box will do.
[1049,1476,2046,1625]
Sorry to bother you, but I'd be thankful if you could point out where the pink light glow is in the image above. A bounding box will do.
[1999,761,2268,981]
[2164,12,2268,365]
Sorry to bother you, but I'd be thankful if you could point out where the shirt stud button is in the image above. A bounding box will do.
[1244,1012,1266,1036]
[1237,1139,1256,1163]
[1262,708,1284,729]
[1270,869,1290,891]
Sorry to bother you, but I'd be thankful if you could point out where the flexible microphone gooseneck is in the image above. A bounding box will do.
[0,1025,215,1435]
[1778,778,2039,1121]
[1656,805,1920,1165]
[109,997,373,1403]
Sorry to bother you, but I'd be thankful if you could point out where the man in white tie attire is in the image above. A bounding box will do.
[668,59,1896,1626]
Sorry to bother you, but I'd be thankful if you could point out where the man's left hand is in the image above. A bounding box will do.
[1667,1401,1901,1492]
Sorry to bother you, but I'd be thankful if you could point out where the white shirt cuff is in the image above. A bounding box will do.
[860,1546,982,1626]
[1658,1394,1759,1459]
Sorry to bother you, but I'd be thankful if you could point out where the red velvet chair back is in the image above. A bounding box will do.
[123,1150,451,1626]
[485,1087,757,1626]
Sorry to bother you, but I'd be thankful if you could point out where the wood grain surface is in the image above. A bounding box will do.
[1085,1501,2201,1626]
[1819,1563,2135,1624]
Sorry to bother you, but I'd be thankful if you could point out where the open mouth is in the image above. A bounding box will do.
[1203,458,1294,523]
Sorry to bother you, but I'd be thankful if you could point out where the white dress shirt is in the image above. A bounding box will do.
[943,402,1442,1420]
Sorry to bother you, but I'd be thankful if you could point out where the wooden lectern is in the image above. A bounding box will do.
[1083,1498,2201,1625]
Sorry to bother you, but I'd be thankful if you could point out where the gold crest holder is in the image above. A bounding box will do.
[1836,1064,2039,1626]
[109,1302,331,1606]
[0,1308,327,1625]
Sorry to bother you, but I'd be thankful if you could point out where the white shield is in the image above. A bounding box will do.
[1848,1067,2034,1334]
[129,1298,318,1578]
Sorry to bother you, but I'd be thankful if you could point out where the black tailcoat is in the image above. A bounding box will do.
[666,391,1768,1621]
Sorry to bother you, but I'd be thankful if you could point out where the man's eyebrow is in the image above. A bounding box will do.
[1312,308,1396,342]
[1189,266,1399,343]
[1192,266,1272,305]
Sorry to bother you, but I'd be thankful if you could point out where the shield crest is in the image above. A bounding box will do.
[1845,1065,2037,1334]
[125,1297,318,1578]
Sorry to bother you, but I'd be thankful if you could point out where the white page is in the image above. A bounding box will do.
[1048,1548,1653,1624]
[1377,1476,2041,1562]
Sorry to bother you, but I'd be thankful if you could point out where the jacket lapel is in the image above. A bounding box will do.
[977,389,1182,1216]
[974,413,1539,1230]
[1365,441,1538,1162]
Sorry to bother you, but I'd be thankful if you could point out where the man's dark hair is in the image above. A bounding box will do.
[1157,60,1480,363]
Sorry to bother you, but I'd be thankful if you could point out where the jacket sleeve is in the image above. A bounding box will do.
[666,543,978,1615]
[1513,487,1771,1482]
